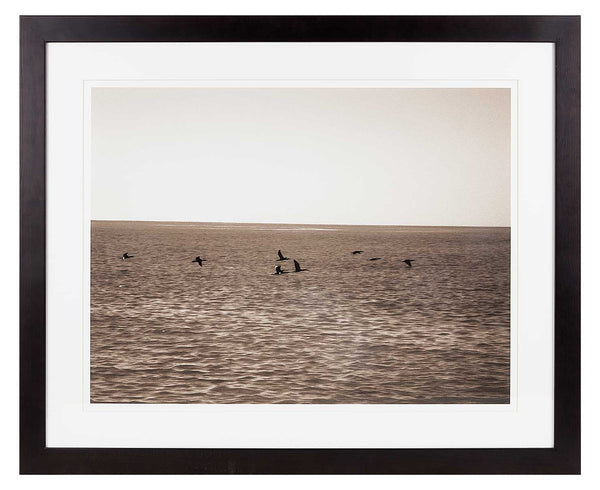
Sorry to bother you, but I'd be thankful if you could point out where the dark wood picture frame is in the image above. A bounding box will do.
[20,15,580,474]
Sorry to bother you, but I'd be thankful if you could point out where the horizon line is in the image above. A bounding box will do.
[91,219,510,228]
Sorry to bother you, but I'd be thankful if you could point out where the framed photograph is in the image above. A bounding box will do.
[20,16,580,473]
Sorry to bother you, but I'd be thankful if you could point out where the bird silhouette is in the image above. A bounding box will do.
[369,257,381,261]
[192,256,206,267]
[293,259,308,272]
[277,250,289,261]
[122,253,134,260]
[402,259,415,267]
[273,265,288,275]
[351,250,363,255]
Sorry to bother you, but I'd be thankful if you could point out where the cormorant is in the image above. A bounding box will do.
[277,250,289,261]
[403,259,415,267]
[293,259,307,272]
[192,256,206,266]
[351,250,364,255]
[122,253,134,260]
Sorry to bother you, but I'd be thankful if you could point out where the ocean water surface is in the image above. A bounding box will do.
[90,221,510,404]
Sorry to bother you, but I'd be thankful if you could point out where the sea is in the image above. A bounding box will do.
[90,221,511,404]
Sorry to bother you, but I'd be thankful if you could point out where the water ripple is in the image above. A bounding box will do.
[91,222,510,404]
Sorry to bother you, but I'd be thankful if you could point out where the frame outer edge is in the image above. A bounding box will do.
[20,16,48,474]
[553,16,581,474]
[19,15,581,474]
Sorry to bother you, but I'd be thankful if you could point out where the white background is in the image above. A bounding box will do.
[1,0,598,488]
[49,47,533,448]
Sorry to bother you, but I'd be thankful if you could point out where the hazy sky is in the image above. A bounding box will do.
[91,87,510,226]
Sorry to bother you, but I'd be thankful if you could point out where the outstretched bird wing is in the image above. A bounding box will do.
[278,250,284,260]
[294,259,301,272]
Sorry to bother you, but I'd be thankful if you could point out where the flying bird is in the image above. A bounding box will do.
[403,259,415,267]
[277,250,289,261]
[351,250,364,255]
[293,259,308,272]
[192,256,206,266]
[273,265,288,275]
[122,253,134,260]
[369,257,381,261]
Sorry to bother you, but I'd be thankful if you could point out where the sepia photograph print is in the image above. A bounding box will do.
[90,86,511,405]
